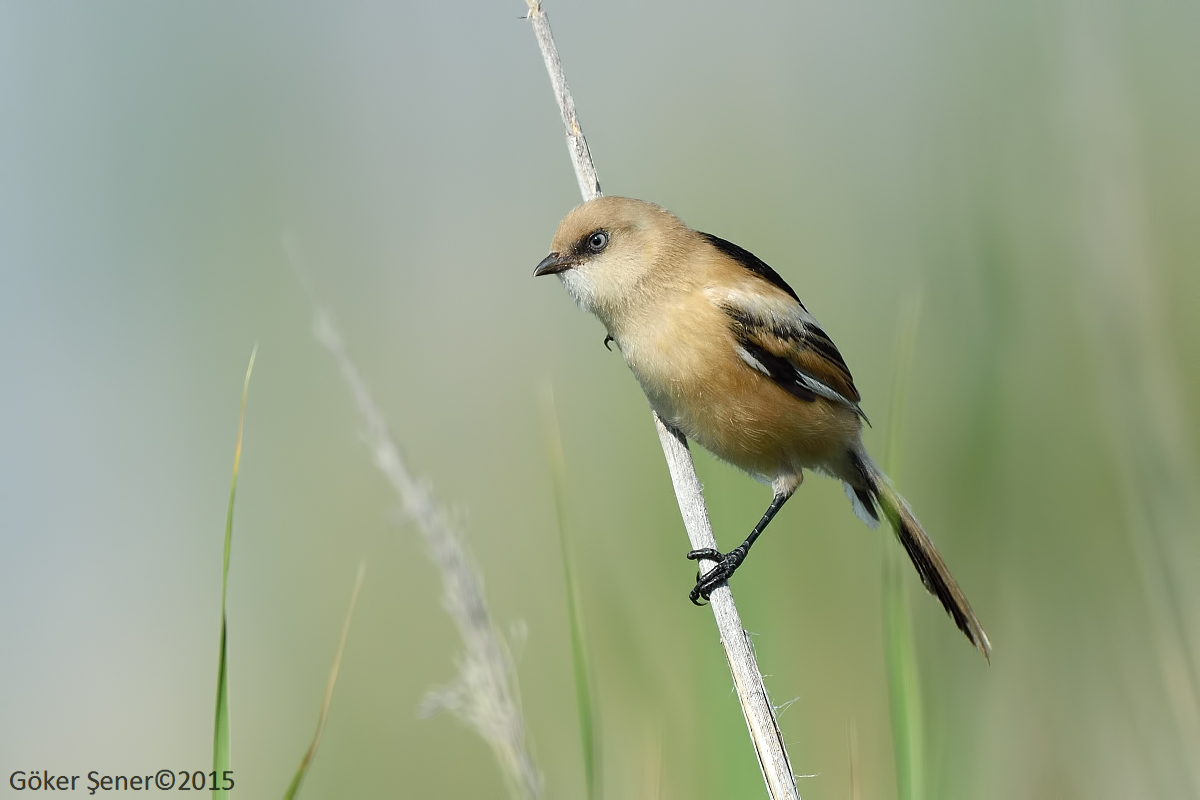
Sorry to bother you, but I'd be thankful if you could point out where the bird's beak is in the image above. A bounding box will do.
[533,252,576,277]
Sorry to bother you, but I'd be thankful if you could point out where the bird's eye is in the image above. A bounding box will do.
[585,231,609,253]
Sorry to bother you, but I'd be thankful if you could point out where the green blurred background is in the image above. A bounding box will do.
[2,1,1198,797]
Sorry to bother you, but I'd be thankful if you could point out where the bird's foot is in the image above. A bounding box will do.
[686,546,748,605]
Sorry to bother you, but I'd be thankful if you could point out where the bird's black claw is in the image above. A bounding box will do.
[686,547,747,605]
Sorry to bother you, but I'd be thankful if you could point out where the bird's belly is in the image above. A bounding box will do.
[624,331,859,481]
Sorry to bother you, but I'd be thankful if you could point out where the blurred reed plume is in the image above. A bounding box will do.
[290,241,542,800]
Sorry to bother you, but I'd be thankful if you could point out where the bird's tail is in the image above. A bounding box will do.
[850,455,992,660]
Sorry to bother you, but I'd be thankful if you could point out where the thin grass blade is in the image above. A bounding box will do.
[213,347,256,800]
[847,720,860,800]
[882,296,926,800]
[642,727,663,800]
[283,562,367,800]
[539,382,601,800]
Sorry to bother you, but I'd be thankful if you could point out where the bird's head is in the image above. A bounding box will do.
[534,196,689,322]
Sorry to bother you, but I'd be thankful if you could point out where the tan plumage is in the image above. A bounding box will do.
[535,196,990,659]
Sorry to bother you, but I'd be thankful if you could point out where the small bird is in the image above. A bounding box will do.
[534,196,990,659]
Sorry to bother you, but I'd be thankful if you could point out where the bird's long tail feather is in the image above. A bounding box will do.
[861,461,992,660]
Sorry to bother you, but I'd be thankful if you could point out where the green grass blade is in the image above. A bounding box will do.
[882,296,925,800]
[883,548,926,800]
[283,562,367,800]
[214,346,256,800]
[539,383,601,800]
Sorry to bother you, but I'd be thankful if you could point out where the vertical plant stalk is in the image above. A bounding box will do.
[882,296,926,800]
[300,295,542,800]
[540,384,602,800]
[283,562,367,800]
[642,727,665,800]
[524,3,800,798]
[846,721,860,800]
[213,346,257,800]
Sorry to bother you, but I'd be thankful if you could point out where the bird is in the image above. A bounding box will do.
[534,196,991,659]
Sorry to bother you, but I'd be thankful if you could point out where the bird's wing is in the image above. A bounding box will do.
[722,298,866,419]
[704,246,866,420]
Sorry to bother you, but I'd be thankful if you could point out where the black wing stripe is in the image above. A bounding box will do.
[723,305,855,386]
[726,306,869,421]
[700,233,804,305]
[735,337,818,403]
[803,327,852,377]
[700,235,855,385]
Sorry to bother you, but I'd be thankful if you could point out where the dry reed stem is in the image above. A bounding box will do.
[524,3,800,797]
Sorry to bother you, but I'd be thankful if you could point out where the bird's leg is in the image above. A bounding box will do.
[687,491,792,605]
